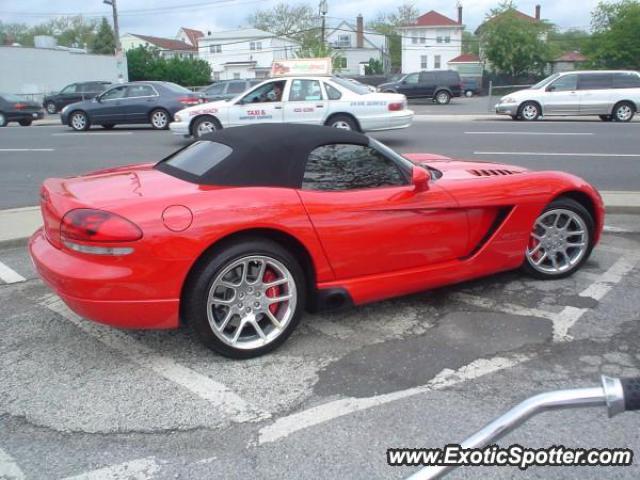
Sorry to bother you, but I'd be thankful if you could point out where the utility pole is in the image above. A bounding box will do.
[103,0,121,53]
[319,0,328,48]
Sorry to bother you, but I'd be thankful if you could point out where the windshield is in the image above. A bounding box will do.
[159,141,233,176]
[531,74,560,90]
[331,77,370,95]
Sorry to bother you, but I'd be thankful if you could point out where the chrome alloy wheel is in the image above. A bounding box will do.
[521,104,539,121]
[615,104,633,122]
[526,208,589,275]
[151,110,169,128]
[206,255,297,350]
[332,120,352,130]
[196,119,216,136]
[70,112,86,130]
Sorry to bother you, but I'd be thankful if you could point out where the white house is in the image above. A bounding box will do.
[199,28,299,81]
[397,9,463,74]
[326,16,387,75]
[120,33,196,58]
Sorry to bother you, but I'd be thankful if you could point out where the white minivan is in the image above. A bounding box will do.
[495,70,640,122]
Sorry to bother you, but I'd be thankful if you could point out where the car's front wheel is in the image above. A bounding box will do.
[19,119,32,126]
[45,102,57,114]
[184,238,306,358]
[193,115,220,138]
[522,198,594,279]
[519,102,541,121]
[69,111,90,131]
[150,109,170,129]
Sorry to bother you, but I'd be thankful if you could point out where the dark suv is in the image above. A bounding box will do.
[377,70,463,104]
[43,81,111,114]
[200,79,262,102]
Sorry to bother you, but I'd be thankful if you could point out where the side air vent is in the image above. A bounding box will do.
[468,169,522,177]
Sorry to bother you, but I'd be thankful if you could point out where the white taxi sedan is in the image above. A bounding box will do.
[170,76,414,138]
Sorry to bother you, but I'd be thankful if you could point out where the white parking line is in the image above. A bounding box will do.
[0,447,25,480]
[451,292,556,321]
[579,256,638,302]
[257,353,531,445]
[43,296,270,423]
[61,457,160,480]
[0,261,26,284]
[51,132,133,136]
[0,148,54,152]
[474,151,640,157]
[466,132,593,136]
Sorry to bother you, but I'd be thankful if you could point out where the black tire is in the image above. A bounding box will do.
[183,238,307,359]
[19,119,32,126]
[521,197,595,280]
[150,108,170,130]
[434,90,451,105]
[0,112,6,127]
[519,101,541,121]
[101,124,116,130]
[69,110,90,131]
[599,115,612,122]
[612,102,635,123]
[192,115,221,138]
[511,115,519,121]
[326,114,358,131]
[45,102,57,114]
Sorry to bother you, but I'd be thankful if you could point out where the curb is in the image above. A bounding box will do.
[1,192,638,249]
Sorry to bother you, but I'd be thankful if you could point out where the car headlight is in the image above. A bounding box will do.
[174,113,182,123]
[501,97,517,104]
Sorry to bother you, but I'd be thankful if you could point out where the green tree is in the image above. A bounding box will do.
[478,1,552,77]
[368,2,419,72]
[247,2,317,41]
[584,0,640,69]
[364,57,384,75]
[90,18,116,54]
[462,30,479,56]
[295,38,345,72]
[547,28,591,58]
[126,46,211,85]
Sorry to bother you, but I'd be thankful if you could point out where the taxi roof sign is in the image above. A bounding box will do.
[271,58,332,77]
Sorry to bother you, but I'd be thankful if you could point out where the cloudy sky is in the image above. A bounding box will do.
[3,0,606,36]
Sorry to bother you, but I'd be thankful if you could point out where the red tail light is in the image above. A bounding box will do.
[14,103,27,110]
[178,96,201,105]
[388,102,404,111]
[61,209,142,243]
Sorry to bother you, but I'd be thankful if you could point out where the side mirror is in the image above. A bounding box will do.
[412,166,430,192]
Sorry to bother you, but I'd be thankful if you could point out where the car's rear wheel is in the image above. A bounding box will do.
[327,114,358,131]
[612,102,635,122]
[19,119,32,126]
[0,112,7,127]
[599,115,613,122]
[465,90,474,97]
[69,111,90,131]
[193,115,220,138]
[434,90,451,105]
[45,102,57,114]
[519,102,541,121]
[150,109,170,129]
[522,198,594,280]
[184,238,306,359]
[101,124,115,130]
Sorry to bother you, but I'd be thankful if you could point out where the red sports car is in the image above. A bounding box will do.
[30,124,604,358]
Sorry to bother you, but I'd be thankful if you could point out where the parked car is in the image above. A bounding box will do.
[60,81,203,131]
[170,76,413,138]
[377,70,463,104]
[0,93,44,127]
[462,78,481,97]
[200,79,262,102]
[30,124,603,358]
[495,70,640,121]
[43,81,111,114]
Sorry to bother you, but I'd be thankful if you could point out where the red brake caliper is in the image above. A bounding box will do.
[263,269,281,315]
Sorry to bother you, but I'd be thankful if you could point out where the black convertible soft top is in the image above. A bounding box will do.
[156,123,370,188]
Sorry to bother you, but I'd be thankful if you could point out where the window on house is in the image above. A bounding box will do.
[436,36,443,44]
[419,35,426,44]
[250,41,262,51]
[233,73,241,80]
[302,144,407,191]
[445,36,451,43]
[209,44,221,53]
[412,36,418,45]
[420,55,428,69]
[337,57,347,69]
[337,34,351,47]
[434,55,441,69]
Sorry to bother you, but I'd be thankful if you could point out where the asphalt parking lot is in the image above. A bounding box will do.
[1,116,640,479]
[1,214,639,479]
